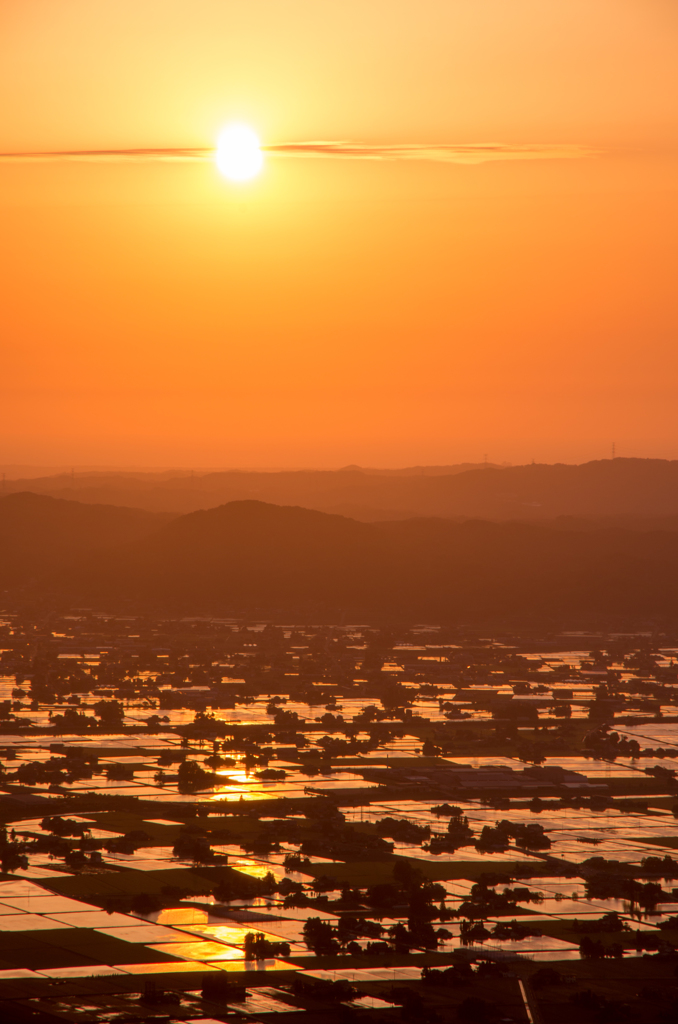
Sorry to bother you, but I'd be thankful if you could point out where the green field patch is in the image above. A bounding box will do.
[535,918,655,950]
[287,949,459,971]
[45,868,206,900]
[44,873,137,900]
[85,811,185,837]
[195,864,248,890]
[2,927,181,967]
[131,867,220,892]
[0,931,104,970]
[86,810,263,846]
[633,835,678,850]
[42,861,260,905]
[303,857,549,887]
[203,815,263,838]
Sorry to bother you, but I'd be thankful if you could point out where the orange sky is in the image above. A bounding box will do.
[1,0,677,468]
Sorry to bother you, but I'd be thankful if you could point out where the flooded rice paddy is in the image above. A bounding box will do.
[1,616,678,1019]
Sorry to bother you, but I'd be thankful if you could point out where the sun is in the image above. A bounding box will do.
[215,124,263,182]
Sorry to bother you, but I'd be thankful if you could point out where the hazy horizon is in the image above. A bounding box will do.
[5,454,678,481]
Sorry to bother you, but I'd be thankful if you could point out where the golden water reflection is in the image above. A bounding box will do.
[179,923,284,946]
[149,939,243,961]
[156,907,209,926]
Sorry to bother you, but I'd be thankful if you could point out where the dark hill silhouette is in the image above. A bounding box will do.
[0,492,171,587]
[62,500,389,612]
[14,497,678,624]
[3,458,678,521]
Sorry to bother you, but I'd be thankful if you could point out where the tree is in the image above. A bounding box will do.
[303,917,338,955]
[93,699,124,726]
[1,847,28,873]
[177,758,216,793]
[244,931,290,960]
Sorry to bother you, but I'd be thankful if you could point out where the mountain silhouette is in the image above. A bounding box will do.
[3,458,678,521]
[5,493,678,624]
[0,492,170,587]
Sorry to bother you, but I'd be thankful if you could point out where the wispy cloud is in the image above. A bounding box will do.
[0,147,208,163]
[266,141,596,164]
[0,141,596,165]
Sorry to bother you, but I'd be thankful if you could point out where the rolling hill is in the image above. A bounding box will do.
[3,458,678,522]
[0,492,172,588]
[4,493,678,624]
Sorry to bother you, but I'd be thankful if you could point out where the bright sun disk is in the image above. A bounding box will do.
[215,124,263,181]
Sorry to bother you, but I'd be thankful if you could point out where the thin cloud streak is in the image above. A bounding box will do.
[0,142,596,165]
[266,141,596,163]
[0,147,208,163]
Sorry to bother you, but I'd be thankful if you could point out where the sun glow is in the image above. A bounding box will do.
[215,124,263,181]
